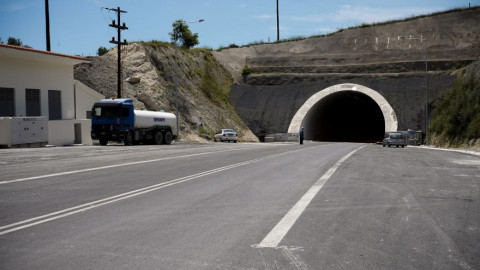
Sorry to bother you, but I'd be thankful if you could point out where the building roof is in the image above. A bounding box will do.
[0,44,89,64]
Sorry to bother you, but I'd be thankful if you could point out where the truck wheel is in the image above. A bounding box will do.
[125,132,133,146]
[154,131,163,145]
[164,131,173,145]
[99,138,108,146]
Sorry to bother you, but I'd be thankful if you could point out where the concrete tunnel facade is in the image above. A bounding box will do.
[288,83,398,142]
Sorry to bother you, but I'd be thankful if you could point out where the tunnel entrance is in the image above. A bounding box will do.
[302,91,385,142]
[288,83,398,143]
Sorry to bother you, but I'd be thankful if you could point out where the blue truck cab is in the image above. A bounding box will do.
[91,98,135,145]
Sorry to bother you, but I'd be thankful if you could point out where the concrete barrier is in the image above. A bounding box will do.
[265,133,300,142]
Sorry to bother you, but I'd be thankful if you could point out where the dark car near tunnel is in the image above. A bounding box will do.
[382,132,406,148]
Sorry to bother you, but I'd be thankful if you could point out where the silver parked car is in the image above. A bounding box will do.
[382,132,406,148]
[214,129,238,143]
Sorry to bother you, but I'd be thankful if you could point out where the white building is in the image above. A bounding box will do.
[0,44,104,147]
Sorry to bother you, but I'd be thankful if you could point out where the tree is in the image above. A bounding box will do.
[97,46,109,56]
[7,37,23,46]
[169,20,199,49]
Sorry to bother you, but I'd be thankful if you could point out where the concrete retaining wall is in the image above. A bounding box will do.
[231,71,456,136]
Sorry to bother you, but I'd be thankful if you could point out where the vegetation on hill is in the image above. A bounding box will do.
[428,63,480,149]
[169,20,200,49]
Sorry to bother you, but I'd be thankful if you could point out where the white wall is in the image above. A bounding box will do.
[0,56,75,119]
[74,80,104,119]
[48,119,91,146]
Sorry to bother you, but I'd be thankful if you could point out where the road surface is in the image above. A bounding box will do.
[0,142,478,269]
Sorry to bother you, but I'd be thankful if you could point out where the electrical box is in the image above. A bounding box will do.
[0,117,48,147]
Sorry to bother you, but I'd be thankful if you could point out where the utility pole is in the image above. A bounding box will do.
[106,7,128,98]
[276,0,280,41]
[45,0,51,51]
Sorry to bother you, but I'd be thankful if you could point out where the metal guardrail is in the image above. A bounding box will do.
[385,130,423,146]
[264,133,299,142]
[405,130,423,146]
[263,130,424,145]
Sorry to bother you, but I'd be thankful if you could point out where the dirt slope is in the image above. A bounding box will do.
[75,42,258,142]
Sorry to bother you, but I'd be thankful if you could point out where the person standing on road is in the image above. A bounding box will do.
[299,127,304,145]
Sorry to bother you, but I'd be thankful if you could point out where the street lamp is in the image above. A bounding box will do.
[172,19,204,141]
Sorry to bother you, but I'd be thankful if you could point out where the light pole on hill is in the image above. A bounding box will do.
[276,0,280,41]
[172,19,204,141]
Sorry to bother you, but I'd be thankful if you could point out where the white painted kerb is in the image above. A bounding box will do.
[288,83,398,133]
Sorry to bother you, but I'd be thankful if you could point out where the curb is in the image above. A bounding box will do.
[412,145,480,157]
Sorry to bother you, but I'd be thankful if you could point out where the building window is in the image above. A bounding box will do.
[48,90,62,120]
[26,89,41,116]
[0,87,15,116]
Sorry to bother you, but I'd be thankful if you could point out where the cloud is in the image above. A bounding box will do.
[256,14,274,19]
[330,5,437,24]
[290,15,325,23]
[89,0,105,8]
[0,3,33,12]
[313,27,336,33]
[269,25,288,31]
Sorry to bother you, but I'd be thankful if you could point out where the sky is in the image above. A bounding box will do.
[0,0,478,56]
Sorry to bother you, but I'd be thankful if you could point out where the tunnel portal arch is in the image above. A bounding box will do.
[288,83,398,142]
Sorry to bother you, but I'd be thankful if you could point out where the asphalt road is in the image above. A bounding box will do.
[0,142,479,270]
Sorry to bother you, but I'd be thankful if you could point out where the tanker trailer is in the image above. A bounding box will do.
[91,98,177,146]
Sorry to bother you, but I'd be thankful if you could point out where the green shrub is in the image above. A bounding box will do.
[241,65,251,76]
[97,46,108,56]
[429,72,480,145]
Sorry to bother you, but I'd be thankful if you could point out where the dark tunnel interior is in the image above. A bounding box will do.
[302,91,385,143]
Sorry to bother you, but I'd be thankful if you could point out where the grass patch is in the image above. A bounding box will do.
[139,40,172,49]
[198,52,233,108]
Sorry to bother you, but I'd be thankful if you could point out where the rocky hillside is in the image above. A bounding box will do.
[213,7,480,82]
[75,42,258,142]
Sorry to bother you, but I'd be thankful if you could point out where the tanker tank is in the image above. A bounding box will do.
[134,110,177,134]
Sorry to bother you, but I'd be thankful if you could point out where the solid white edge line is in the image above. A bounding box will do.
[255,145,365,248]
